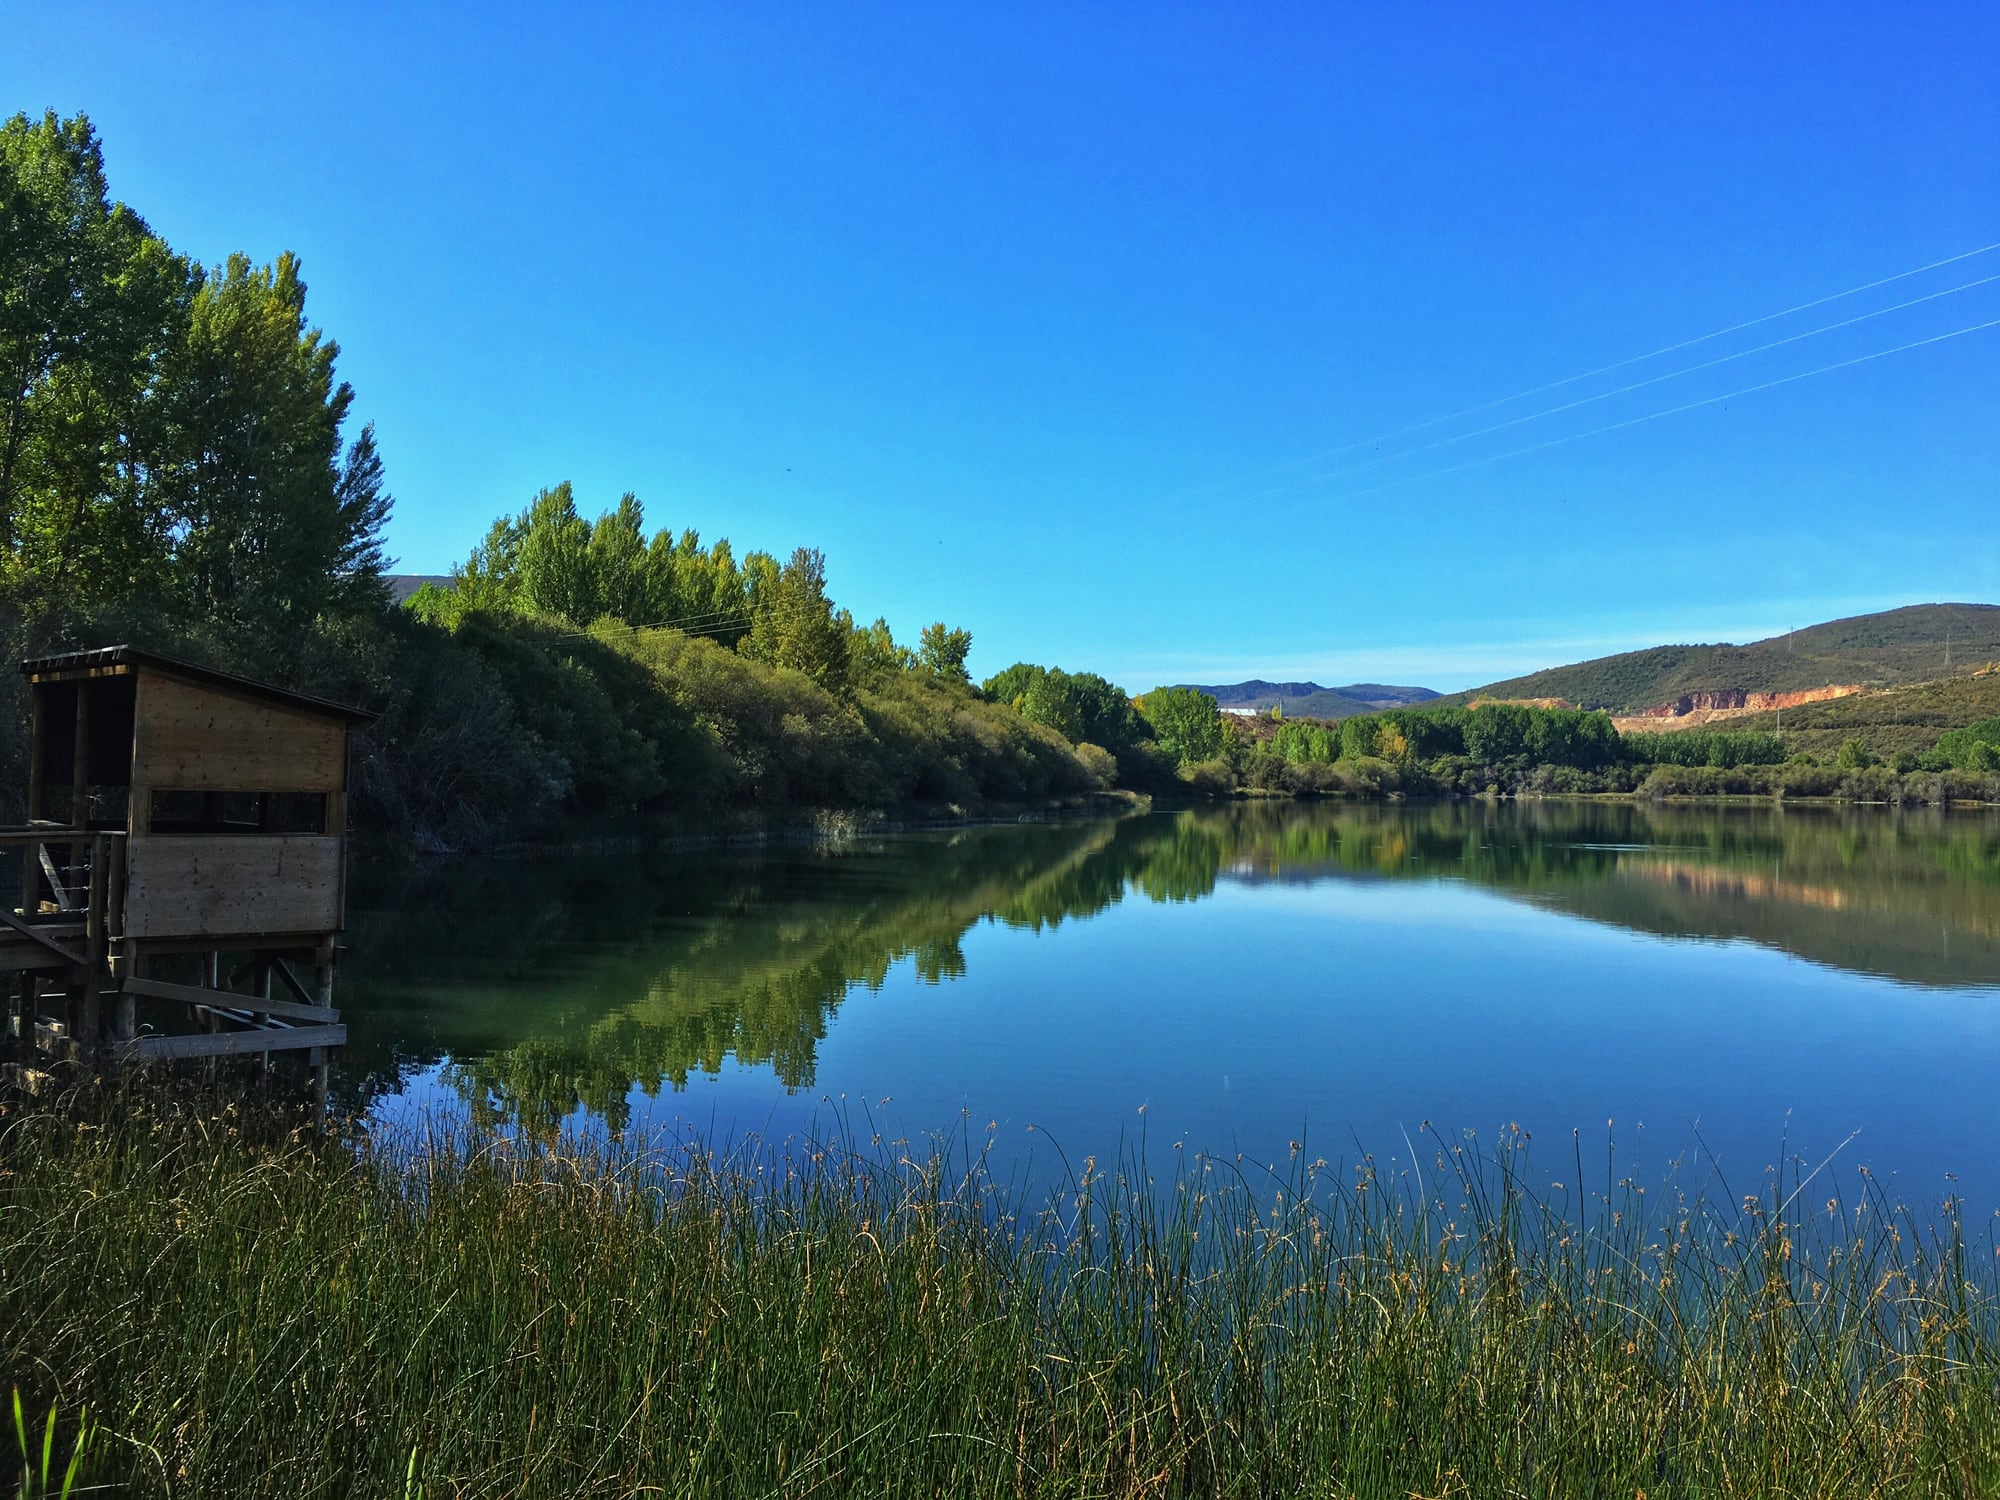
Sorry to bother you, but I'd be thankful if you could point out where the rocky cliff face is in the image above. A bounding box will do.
[1613,684,1864,731]
[1631,684,1863,719]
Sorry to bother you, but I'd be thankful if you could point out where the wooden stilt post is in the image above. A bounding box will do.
[257,956,273,1082]
[21,686,43,919]
[311,940,334,1126]
[114,939,140,1048]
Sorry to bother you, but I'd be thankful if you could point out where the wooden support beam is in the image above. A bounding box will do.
[111,1023,345,1063]
[21,688,43,917]
[70,678,89,828]
[121,975,338,1025]
[270,957,316,1007]
[0,910,85,966]
[37,847,73,911]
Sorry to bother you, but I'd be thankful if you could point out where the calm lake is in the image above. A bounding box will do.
[344,801,2000,1210]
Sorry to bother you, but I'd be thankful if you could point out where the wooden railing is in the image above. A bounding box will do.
[0,826,124,973]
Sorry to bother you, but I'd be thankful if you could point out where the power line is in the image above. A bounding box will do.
[1164,237,2000,505]
[1241,269,2000,503]
[1282,309,2000,513]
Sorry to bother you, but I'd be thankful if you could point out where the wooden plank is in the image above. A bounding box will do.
[70,677,90,827]
[131,674,349,795]
[25,688,44,820]
[38,847,73,911]
[0,957,68,974]
[122,975,337,1024]
[0,910,85,965]
[23,689,43,917]
[112,1023,345,1062]
[121,835,343,940]
[271,957,316,1007]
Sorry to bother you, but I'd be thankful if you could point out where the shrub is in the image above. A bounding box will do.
[1178,758,1235,797]
[1072,742,1118,789]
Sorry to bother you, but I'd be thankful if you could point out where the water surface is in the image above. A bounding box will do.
[345,801,2000,1208]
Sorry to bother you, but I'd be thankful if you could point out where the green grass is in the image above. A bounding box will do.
[4,1086,1999,1497]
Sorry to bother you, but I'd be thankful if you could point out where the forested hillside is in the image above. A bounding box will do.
[1444,604,2000,713]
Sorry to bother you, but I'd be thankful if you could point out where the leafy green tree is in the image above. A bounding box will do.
[585,493,649,622]
[852,616,916,677]
[1462,703,1532,762]
[988,662,1142,749]
[1,110,193,576]
[1338,714,1380,761]
[1141,686,1225,765]
[1835,738,1876,770]
[981,663,1039,708]
[1270,721,1337,763]
[918,622,972,684]
[741,546,851,691]
[1932,718,2000,772]
[147,249,390,635]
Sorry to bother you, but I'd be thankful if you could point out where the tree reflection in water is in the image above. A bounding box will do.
[342,802,2000,1134]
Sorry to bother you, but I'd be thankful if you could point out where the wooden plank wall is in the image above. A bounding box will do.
[123,835,344,940]
[131,674,348,794]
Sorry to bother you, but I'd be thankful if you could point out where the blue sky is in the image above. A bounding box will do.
[9,5,1998,691]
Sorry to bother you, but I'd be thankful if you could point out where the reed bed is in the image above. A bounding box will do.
[3,1087,1998,1498]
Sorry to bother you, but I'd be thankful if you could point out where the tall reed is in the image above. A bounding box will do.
[3,1086,1997,1497]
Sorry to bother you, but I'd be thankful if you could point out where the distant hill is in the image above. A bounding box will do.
[1181,679,1441,719]
[386,574,453,604]
[1441,604,2000,715]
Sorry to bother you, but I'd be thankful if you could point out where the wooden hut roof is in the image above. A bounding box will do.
[19,645,377,726]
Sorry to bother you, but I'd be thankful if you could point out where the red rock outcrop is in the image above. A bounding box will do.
[1630,684,1863,719]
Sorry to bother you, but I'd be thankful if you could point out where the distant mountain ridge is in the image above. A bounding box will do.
[1442,603,2000,715]
[1180,679,1441,719]
[387,574,452,604]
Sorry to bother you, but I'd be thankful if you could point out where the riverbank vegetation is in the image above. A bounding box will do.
[3,1087,1996,1497]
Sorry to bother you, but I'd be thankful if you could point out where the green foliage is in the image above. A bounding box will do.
[1071,741,1118,788]
[1933,718,2000,772]
[916,622,972,684]
[1177,756,1234,796]
[851,616,917,678]
[0,112,388,645]
[983,663,1143,751]
[1338,713,1382,761]
[978,661,1039,705]
[1141,686,1225,765]
[1620,728,1787,769]
[454,482,759,646]
[1836,737,1877,770]
[9,1388,94,1499]
[1266,721,1337,764]
[739,546,852,692]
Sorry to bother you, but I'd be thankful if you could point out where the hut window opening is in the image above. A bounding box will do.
[149,790,328,835]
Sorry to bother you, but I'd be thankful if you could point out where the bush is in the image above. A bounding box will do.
[1072,742,1118,790]
[1279,760,1344,797]
[1177,758,1235,797]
